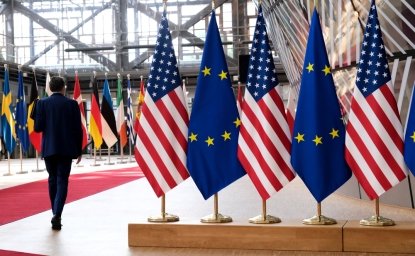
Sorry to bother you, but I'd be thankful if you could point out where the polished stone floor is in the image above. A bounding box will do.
[0,154,414,255]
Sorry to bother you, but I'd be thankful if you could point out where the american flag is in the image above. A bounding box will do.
[126,76,135,144]
[237,6,295,200]
[134,11,189,197]
[345,1,407,200]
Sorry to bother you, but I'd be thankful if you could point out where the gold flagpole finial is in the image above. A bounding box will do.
[105,72,108,78]
[117,73,121,80]
[93,70,97,78]
[163,0,167,12]
[127,74,130,80]
[212,0,215,10]
[4,64,7,69]
[75,70,78,75]
[18,65,22,71]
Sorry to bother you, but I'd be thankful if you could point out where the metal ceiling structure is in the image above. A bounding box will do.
[1,0,266,89]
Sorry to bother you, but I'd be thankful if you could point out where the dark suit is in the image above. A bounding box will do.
[34,93,82,217]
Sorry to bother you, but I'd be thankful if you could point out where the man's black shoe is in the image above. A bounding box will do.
[51,216,62,230]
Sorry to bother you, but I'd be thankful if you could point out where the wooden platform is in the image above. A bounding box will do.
[129,219,345,252]
[343,221,415,253]
[129,220,415,253]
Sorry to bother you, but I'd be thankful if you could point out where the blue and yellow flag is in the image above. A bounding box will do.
[187,10,245,200]
[1,66,16,154]
[290,9,351,203]
[404,85,415,175]
[16,70,30,152]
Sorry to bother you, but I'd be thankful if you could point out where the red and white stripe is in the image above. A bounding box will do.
[134,86,189,197]
[345,82,407,199]
[73,72,88,150]
[238,87,296,200]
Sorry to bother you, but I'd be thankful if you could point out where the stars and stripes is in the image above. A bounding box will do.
[237,6,295,200]
[345,0,407,200]
[134,11,189,197]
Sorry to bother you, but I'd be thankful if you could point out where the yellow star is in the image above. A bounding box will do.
[189,132,198,142]
[222,131,231,141]
[233,117,241,128]
[202,66,211,76]
[322,65,331,76]
[306,63,314,73]
[410,131,415,142]
[329,128,339,139]
[205,136,214,146]
[294,133,305,143]
[218,70,228,80]
[313,135,323,146]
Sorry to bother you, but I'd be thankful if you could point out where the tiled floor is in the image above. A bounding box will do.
[0,154,414,255]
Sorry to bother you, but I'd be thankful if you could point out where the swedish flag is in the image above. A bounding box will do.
[1,66,16,154]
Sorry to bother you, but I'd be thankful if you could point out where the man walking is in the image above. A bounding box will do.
[34,76,83,230]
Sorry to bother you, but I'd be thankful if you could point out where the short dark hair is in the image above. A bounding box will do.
[49,76,65,92]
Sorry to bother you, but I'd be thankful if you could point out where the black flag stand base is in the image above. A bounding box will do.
[249,199,280,224]
[303,202,337,225]
[360,198,395,226]
[147,195,179,223]
[201,193,232,223]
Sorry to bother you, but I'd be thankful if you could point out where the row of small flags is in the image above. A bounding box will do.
[132,0,415,204]
[1,0,414,203]
[0,67,146,155]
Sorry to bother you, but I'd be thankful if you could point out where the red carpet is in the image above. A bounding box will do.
[0,167,143,226]
[0,249,44,256]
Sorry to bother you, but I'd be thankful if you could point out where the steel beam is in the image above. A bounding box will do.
[16,1,117,70]
[128,0,230,69]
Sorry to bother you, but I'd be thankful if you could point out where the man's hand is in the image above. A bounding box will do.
[76,155,82,164]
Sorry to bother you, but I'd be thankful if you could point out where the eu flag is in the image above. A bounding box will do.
[404,85,415,175]
[1,66,16,154]
[290,9,351,203]
[16,70,30,152]
[187,10,245,200]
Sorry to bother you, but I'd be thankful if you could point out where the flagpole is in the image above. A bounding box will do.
[4,153,13,176]
[16,143,27,174]
[32,151,45,172]
[249,199,280,224]
[360,198,395,226]
[201,193,232,223]
[127,74,135,163]
[302,202,336,225]
[147,194,179,222]
[105,146,114,165]
[90,147,100,166]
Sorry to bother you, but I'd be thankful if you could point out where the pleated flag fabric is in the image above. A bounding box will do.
[237,6,295,200]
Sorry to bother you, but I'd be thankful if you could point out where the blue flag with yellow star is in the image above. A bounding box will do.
[16,70,30,152]
[404,85,415,175]
[290,9,351,203]
[187,10,245,200]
